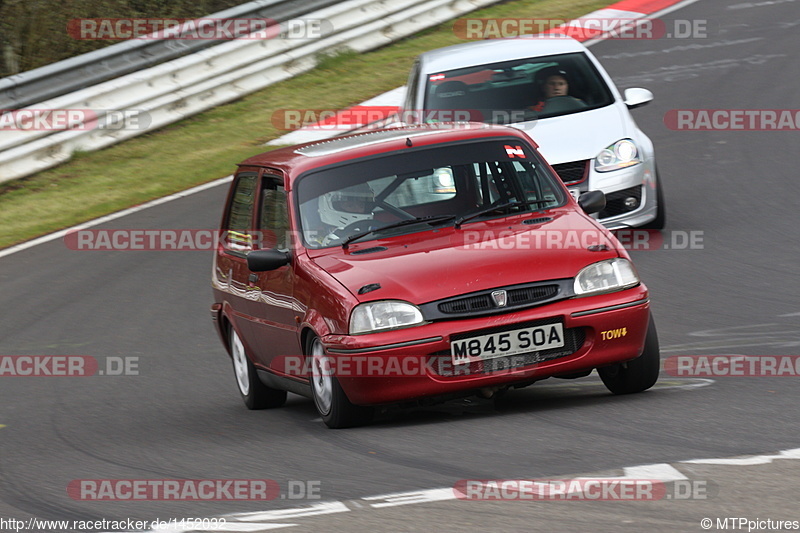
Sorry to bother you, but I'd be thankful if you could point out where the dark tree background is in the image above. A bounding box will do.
[0,0,251,77]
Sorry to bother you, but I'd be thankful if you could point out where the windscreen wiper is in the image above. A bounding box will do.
[342,214,457,248]
[454,200,551,229]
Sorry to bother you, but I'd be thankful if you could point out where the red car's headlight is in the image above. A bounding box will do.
[574,258,639,297]
[350,300,425,335]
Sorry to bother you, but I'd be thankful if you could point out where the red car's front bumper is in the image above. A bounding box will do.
[318,286,651,405]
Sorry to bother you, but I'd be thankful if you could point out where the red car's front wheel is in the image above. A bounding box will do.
[307,334,373,428]
[598,313,660,394]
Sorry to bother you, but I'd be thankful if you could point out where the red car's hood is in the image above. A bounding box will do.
[309,211,619,304]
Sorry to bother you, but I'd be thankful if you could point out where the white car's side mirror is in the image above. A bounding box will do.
[624,88,654,109]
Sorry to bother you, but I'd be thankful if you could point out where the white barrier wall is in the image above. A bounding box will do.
[0,0,500,183]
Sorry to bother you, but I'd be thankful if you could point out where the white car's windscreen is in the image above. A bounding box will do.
[423,52,614,123]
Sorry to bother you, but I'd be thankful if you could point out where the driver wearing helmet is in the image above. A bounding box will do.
[314,182,378,245]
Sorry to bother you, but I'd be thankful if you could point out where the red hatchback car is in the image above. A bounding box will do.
[211,123,659,428]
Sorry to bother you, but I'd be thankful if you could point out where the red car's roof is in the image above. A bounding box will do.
[238,123,538,182]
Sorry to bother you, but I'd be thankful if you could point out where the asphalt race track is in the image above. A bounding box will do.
[2,0,800,531]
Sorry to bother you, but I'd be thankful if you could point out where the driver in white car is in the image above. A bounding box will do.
[529,66,586,113]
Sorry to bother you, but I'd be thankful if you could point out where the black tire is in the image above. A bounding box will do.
[643,171,666,230]
[306,334,374,429]
[230,327,287,409]
[598,313,660,395]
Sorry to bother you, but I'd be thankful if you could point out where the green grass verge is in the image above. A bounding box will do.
[0,0,608,250]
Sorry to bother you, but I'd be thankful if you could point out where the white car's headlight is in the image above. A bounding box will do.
[350,300,425,334]
[594,139,641,172]
[574,258,640,297]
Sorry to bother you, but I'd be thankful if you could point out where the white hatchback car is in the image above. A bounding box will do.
[399,36,664,229]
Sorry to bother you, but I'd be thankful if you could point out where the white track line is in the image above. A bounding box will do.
[101,445,800,532]
[684,448,800,466]
[0,176,232,259]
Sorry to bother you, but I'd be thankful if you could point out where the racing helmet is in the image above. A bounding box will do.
[318,183,376,228]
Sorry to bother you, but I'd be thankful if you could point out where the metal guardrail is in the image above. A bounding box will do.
[0,0,501,184]
[0,0,344,111]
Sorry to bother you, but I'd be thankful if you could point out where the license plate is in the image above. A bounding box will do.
[451,323,565,365]
[569,188,581,201]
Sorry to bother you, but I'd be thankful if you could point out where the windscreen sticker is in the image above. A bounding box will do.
[504,145,526,158]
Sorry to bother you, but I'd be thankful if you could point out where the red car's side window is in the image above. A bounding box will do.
[224,173,257,253]
[258,177,289,251]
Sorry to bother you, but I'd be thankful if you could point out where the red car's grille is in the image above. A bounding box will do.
[439,294,493,314]
[509,285,559,305]
[428,282,565,319]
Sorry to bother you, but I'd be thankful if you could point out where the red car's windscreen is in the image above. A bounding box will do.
[295,139,567,248]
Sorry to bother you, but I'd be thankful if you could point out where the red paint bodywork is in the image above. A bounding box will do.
[211,124,651,406]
